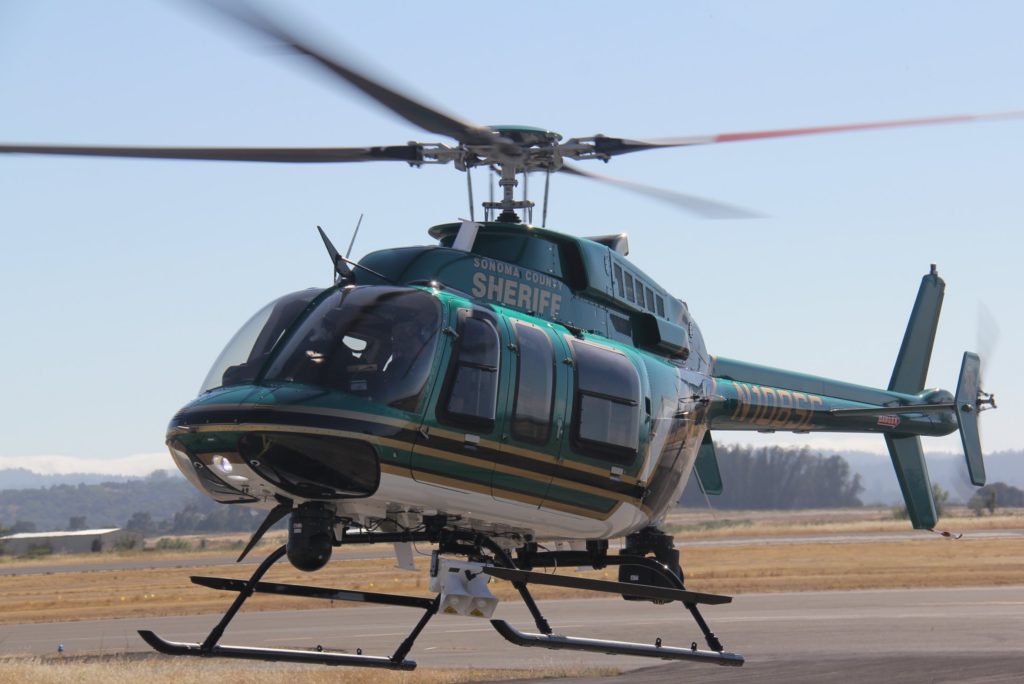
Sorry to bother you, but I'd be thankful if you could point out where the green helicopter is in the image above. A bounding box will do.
[0,1,1003,672]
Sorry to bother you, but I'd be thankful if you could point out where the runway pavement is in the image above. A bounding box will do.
[2,586,1022,683]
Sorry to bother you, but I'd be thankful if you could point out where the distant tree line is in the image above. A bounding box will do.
[967,482,1024,516]
[679,444,865,509]
[0,470,264,536]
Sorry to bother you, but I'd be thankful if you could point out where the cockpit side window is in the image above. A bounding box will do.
[200,288,321,394]
[437,309,500,430]
[569,339,640,464]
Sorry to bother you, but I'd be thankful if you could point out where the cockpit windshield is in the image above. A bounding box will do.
[200,288,321,394]
[263,286,443,411]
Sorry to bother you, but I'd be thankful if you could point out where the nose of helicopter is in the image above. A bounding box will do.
[236,431,380,499]
[168,420,381,504]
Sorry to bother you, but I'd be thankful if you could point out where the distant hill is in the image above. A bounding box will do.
[0,470,215,532]
[842,449,1024,505]
[0,467,143,490]
[682,447,1023,508]
[2,447,1018,531]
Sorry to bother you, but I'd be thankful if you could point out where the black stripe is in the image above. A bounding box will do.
[172,407,642,501]
[171,407,418,442]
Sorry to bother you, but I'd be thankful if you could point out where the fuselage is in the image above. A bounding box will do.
[167,222,960,543]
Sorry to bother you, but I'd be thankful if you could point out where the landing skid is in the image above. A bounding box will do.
[138,630,417,669]
[138,544,435,670]
[484,565,743,666]
[490,620,743,666]
[139,528,744,669]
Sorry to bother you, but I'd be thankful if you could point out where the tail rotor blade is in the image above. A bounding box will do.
[976,302,1001,386]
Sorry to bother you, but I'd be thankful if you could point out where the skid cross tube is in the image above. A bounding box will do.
[484,567,731,605]
[138,543,440,669]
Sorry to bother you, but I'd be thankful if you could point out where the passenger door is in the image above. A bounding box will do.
[540,336,645,520]
[410,307,512,498]
[489,320,567,508]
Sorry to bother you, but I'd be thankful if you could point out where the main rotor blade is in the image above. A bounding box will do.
[0,143,421,163]
[205,1,500,148]
[559,162,761,219]
[589,110,1024,157]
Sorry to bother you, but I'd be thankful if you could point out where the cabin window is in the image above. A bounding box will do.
[511,323,554,443]
[624,273,635,303]
[655,295,665,317]
[609,314,631,337]
[439,310,500,429]
[646,287,656,312]
[614,264,624,298]
[570,340,640,463]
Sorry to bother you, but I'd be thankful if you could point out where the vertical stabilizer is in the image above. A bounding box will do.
[694,432,723,495]
[886,266,944,529]
[885,435,937,529]
[889,265,944,393]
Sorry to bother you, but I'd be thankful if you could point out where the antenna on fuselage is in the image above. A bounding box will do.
[345,213,364,259]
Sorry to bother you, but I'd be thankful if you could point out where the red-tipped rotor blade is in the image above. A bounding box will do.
[590,110,1024,157]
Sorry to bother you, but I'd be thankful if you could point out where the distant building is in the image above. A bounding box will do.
[0,528,142,556]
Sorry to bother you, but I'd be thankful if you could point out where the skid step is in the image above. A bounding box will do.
[489,620,744,666]
[484,567,731,605]
[138,630,417,669]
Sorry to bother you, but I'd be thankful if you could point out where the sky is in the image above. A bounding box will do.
[1,0,1022,477]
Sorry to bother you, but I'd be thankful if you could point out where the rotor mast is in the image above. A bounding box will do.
[482,161,533,223]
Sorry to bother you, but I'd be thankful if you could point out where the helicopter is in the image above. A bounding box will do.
[0,2,1007,672]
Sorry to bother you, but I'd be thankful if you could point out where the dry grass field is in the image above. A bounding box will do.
[1,507,1021,626]
[1,507,1021,682]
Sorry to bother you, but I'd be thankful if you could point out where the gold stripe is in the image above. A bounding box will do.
[427,425,640,485]
[183,405,639,485]
[413,443,635,503]
[173,422,638,518]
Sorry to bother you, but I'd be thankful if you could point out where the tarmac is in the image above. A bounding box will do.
[2,585,1022,683]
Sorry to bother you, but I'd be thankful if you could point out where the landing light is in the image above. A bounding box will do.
[212,454,234,475]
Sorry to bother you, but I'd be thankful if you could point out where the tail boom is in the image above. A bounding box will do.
[708,360,958,439]
[704,266,992,530]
